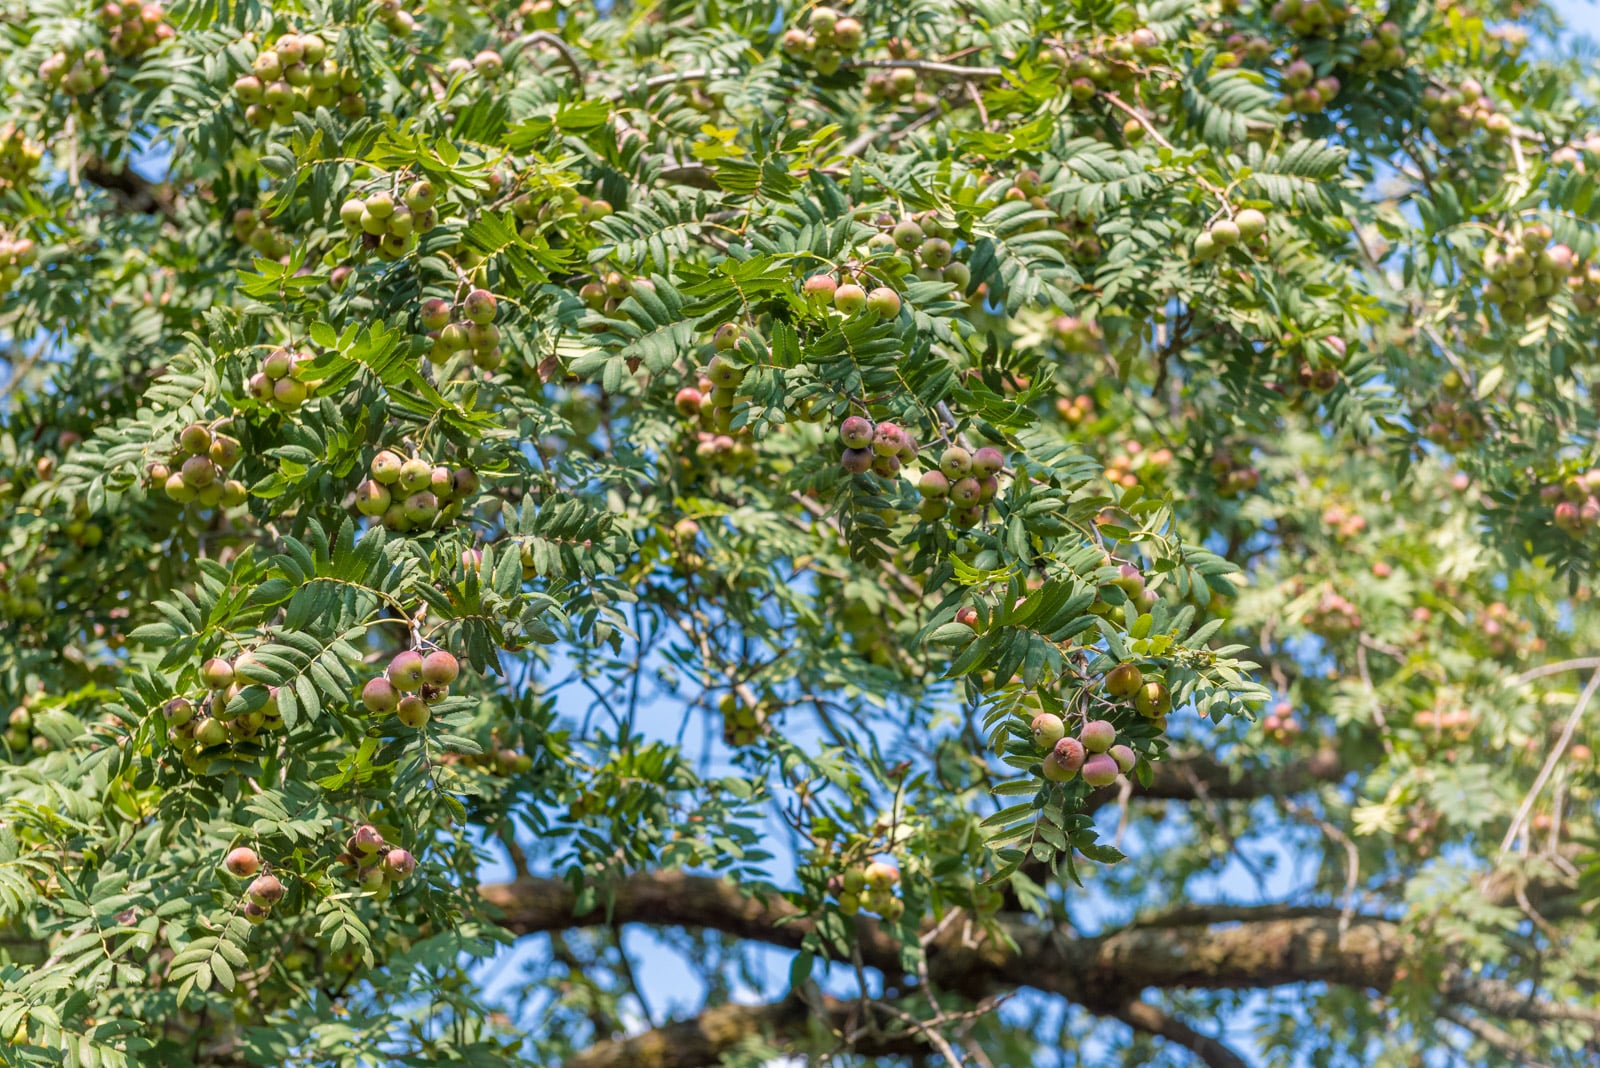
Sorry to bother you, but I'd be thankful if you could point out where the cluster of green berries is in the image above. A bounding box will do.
[1267,0,1349,35]
[910,442,1009,528]
[444,49,505,79]
[337,824,417,898]
[867,211,971,290]
[832,860,904,920]
[374,0,419,37]
[577,270,653,318]
[165,661,284,769]
[1418,372,1484,449]
[341,180,440,262]
[359,648,460,729]
[149,423,248,509]
[442,733,534,775]
[1353,21,1406,70]
[1543,469,1600,536]
[1481,225,1584,323]
[4,697,49,758]
[718,692,767,747]
[0,124,42,188]
[355,450,480,533]
[800,272,902,318]
[1421,79,1510,145]
[779,5,866,75]
[220,847,288,924]
[233,33,365,128]
[38,47,112,95]
[418,286,500,370]
[861,65,923,104]
[1040,29,1155,107]
[0,234,38,292]
[100,1,174,57]
[1193,208,1269,260]
[998,170,1104,265]
[246,346,314,412]
[1275,60,1340,115]
[0,569,45,620]
[232,208,293,259]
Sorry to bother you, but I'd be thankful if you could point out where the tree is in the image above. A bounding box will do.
[1,0,1599,1063]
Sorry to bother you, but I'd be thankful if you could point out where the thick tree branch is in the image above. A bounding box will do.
[80,159,178,223]
[1109,998,1251,1068]
[1083,747,1345,813]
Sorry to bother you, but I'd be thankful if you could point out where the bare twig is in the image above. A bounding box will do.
[1499,669,1600,857]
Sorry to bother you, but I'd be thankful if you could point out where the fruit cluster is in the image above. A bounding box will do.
[0,124,42,188]
[336,824,417,898]
[444,50,505,79]
[1193,208,1269,259]
[1207,451,1261,497]
[1301,589,1361,638]
[1032,713,1136,787]
[718,692,767,747]
[1421,80,1510,146]
[1274,60,1340,115]
[165,668,283,769]
[0,234,38,293]
[442,736,534,775]
[1262,701,1302,742]
[913,443,1009,527]
[1104,440,1173,492]
[1055,391,1096,426]
[221,847,287,924]
[341,181,440,264]
[1413,705,1473,740]
[359,648,461,729]
[832,860,904,921]
[1267,0,1349,37]
[246,346,314,412]
[862,64,925,105]
[995,170,1103,266]
[375,0,418,37]
[801,271,903,319]
[1545,469,1600,536]
[418,286,500,369]
[0,569,45,620]
[1318,503,1368,540]
[779,6,866,75]
[876,211,971,291]
[100,0,173,57]
[354,450,480,533]
[38,47,112,95]
[149,423,248,509]
[1353,22,1406,71]
[233,33,365,129]
[1040,31,1154,105]
[1418,376,1483,449]
[1479,601,1541,660]
[1049,315,1102,354]
[232,208,294,259]
[4,697,48,758]
[1481,224,1582,322]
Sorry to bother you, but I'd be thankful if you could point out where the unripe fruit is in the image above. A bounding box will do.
[340,199,366,228]
[919,237,953,268]
[195,717,228,747]
[180,423,212,454]
[706,354,744,388]
[833,283,867,314]
[1031,712,1065,748]
[371,450,405,484]
[1105,662,1143,698]
[839,416,874,449]
[1080,719,1116,753]
[1235,208,1267,240]
[866,287,902,317]
[429,466,455,500]
[164,697,195,727]
[675,387,702,415]
[421,650,460,685]
[272,377,307,407]
[209,434,241,467]
[1081,752,1120,787]
[388,650,425,691]
[840,447,873,474]
[247,874,285,906]
[243,901,270,924]
[182,455,217,487]
[202,657,234,689]
[871,422,906,457]
[263,348,293,379]
[419,298,452,331]
[398,458,432,494]
[396,694,430,728]
[362,676,399,714]
[463,288,497,324]
[892,220,925,250]
[402,491,439,525]
[223,847,260,878]
[451,468,480,497]
[864,860,899,889]
[940,447,972,478]
[474,49,504,77]
[365,192,394,218]
[949,477,981,507]
[917,470,950,498]
[713,323,742,351]
[1108,744,1137,774]
[971,447,1003,477]
[1135,681,1171,718]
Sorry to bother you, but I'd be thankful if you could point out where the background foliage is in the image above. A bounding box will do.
[1,0,1600,1064]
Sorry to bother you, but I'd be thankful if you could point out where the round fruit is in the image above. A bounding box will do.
[352,824,384,854]
[223,846,260,878]
[1043,736,1086,781]
[180,423,212,454]
[1080,719,1116,753]
[1135,681,1171,718]
[1109,744,1137,774]
[398,458,433,494]
[864,860,899,889]
[247,874,285,905]
[397,694,430,728]
[834,283,867,315]
[387,650,425,691]
[1081,753,1120,787]
[362,676,399,714]
[841,447,873,474]
[1235,208,1267,240]
[463,288,497,324]
[839,416,874,450]
[939,447,972,478]
[1209,219,1240,247]
[1031,712,1065,749]
[371,450,405,484]
[866,287,902,317]
[384,848,416,879]
[803,274,838,305]
[354,479,391,517]
[421,650,460,685]
[971,447,1004,478]
[892,220,925,250]
[202,658,234,689]
[917,470,950,498]
[1105,662,1144,698]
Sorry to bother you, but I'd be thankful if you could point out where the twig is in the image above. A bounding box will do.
[1499,669,1600,857]
[843,58,1003,78]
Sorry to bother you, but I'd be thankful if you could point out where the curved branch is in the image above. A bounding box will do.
[1109,999,1251,1068]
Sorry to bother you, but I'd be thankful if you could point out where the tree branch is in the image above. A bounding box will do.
[1108,998,1251,1068]
[80,159,178,223]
